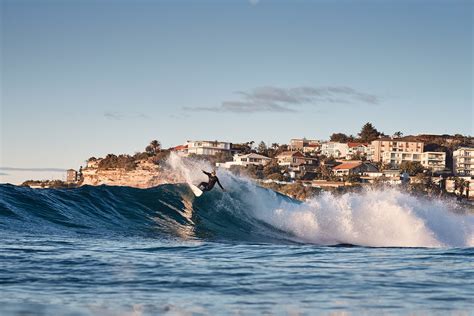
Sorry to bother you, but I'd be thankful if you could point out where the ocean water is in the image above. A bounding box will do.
[1,172,474,315]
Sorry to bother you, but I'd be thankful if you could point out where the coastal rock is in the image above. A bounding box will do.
[81,160,183,188]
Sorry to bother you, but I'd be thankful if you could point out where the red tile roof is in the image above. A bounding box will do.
[170,145,188,151]
[333,162,362,170]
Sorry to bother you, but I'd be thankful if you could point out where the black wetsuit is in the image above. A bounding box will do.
[199,171,224,192]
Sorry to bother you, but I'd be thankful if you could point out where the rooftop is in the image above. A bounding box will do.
[333,162,363,170]
[238,153,271,159]
[347,142,368,148]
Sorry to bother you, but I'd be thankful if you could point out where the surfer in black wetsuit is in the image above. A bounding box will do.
[198,170,225,192]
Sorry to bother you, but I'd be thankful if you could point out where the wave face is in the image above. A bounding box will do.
[1,173,473,248]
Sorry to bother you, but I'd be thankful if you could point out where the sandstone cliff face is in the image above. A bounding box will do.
[81,161,183,188]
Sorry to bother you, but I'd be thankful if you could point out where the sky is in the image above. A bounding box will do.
[1,0,473,184]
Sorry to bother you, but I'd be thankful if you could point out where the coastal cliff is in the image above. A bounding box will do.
[81,159,183,188]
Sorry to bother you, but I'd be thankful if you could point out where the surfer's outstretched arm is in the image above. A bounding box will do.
[217,179,225,191]
[202,170,211,177]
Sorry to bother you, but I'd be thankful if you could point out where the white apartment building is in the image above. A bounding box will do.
[216,153,272,169]
[370,138,424,162]
[320,142,349,158]
[453,147,474,176]
[420,152,446,172]
[382,151,446,172]
[186,140,232,156]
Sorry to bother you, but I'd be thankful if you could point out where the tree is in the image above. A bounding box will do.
[241,141,255,154]
[257,141,268,155]
[455,177,467,197]
[393,131,403,138]
[215,151,233,163]
[263,160,281,177]
[358,122,381,142]
[330,133,350,143]
[400,161,425,176]
[316,164,333,180]
[145,140,161,155]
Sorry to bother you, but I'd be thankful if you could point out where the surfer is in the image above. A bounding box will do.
[198,170,225,192]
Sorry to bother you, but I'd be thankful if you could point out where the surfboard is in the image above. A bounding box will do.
[189,184,203,197]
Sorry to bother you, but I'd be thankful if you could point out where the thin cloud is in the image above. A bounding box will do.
[185,85,381,113]
[0,167,66,172]
[104,111,150,120]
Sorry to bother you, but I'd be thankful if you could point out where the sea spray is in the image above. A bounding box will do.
[250,188,474,247]
[167,152,215,186]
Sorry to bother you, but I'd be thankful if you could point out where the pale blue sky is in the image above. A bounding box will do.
[1,0,473,181]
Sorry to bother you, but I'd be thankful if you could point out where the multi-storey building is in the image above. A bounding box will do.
[370,138,424,162]
[420,152,446,172]
[186,140,232,156]
[453,147,474,176]
[66,169,78,183]
[382,151,446,172]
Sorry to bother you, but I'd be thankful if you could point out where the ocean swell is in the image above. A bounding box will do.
[0,171,473,248]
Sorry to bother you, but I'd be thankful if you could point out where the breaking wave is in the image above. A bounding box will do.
[1,156,473,248]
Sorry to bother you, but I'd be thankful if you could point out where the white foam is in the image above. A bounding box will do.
[252,188,474,248]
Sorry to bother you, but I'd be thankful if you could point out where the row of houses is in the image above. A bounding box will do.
[172,138,474,176]
[170,139,474,177]
[290,137,473,176]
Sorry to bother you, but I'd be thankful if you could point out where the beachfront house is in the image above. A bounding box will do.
[216,153,272,169]
[332,161,379,177]
[276,151,306,167]
[186,140,232,156]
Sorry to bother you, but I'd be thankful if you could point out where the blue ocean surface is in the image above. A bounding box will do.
[1,180,473,315]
